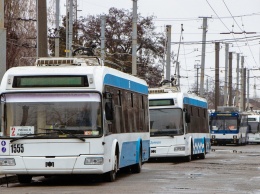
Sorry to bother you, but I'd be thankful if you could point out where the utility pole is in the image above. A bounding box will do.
[247,69,250,110]
[235,53,240,107]
[224,43,229,106]
[228,52,232,106]
[194,60,200,95]
[199,17,211,96]
[65,0,73,57]
[165,25,171,81]
[132,0,137,75]
[0,0,6,81]
[37,0,48,57]
[243,67,246,111]
[240,56,244,111]
[55,0,60,57]
[215,42,220,111]
[68,0,73,57]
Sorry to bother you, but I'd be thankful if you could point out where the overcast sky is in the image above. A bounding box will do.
[60,0,260,97]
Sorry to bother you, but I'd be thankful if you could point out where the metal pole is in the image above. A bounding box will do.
[243,67,246,111]
[228,52,232,106]
[132,0,137,75]
[240,56,244,111]
[247,69,250,110]
[199,17,208,96]
[55,0,60,57]
[68,0,73,57]
[235,53,240,107]
[166,25,171,81]
[65,0,69,57]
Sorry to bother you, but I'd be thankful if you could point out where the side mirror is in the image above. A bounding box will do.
[104,92,112,99]
[185,112,191,123]
[105,101,113,121]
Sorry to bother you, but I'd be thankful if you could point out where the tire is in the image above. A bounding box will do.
[131,149,142,173]
[17,175,32,184]
[185,141,193,162]
[199,143,206,159]
[104,154,118,182]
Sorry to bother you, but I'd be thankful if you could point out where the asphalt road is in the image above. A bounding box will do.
[1,144,260,194]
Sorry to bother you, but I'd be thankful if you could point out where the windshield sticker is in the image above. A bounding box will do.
[10,126,35,137]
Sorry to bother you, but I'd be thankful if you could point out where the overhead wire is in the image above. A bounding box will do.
[222,0,258,67]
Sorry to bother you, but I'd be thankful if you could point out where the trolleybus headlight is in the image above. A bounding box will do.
[174,146,185,151]
[0,158,16,166]
[233,135,237,139]
[84,157,104,165]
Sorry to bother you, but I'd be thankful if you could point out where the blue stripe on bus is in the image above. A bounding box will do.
[211,130,239,134]
[183,97,207,108]
[104,74,148,95]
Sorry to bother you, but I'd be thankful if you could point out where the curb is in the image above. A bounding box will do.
[0,175,18,185]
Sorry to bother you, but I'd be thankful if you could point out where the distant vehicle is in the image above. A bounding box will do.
[149,88,210,161]
[247,114,260,144]
[0,56,150,183]
[209,106,249,145]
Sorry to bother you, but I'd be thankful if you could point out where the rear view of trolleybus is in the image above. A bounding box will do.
[0,57,150,183]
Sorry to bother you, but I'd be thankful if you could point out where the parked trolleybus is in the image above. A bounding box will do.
[247,114,260,144]
[0,56,150,183]
[210,106,248,145]
[149,88,210,161]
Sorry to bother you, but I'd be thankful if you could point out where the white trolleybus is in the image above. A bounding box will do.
[247,114,260,144]
[209,106,248,145]
[0,56,150,183]
[148,87,210,161]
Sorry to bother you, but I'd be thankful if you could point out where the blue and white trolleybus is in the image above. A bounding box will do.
[0,57,150,183]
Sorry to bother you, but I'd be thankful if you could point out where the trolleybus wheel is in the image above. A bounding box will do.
[17,175,32,184]
[105,154,118,182]
[131,149,142,173]
[199,143,206,159]
[185,141,193,162]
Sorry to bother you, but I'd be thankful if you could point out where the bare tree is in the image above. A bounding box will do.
[48,7,165,86]
[4,1,37,68]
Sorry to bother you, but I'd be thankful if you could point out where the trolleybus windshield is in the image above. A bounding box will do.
[1,92,102,138]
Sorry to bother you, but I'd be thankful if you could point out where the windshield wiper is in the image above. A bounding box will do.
[10,132,57,143]
[51,128,85,142]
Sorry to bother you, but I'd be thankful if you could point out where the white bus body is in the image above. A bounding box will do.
[247,114,260,143]
[149,89,210,161]
[0,57,150,183]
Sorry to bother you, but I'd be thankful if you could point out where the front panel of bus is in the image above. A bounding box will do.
[210,112,248,145]
[0,92,107,175]
[247,116,260,143]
